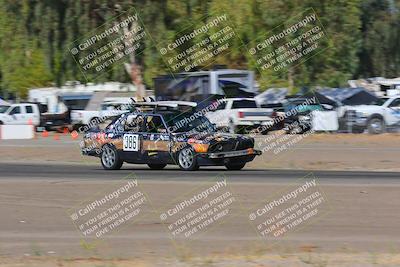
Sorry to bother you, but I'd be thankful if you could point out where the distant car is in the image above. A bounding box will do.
[206,98,282,134]
[81,101,261,171]
[281,97,326,134]
[0,105,10,114]
[0,102,71,130]
[71,100,132,129]
[338,96,400,134]
[0,103,71,130]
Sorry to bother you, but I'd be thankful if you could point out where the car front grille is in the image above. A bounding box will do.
[236,139,253,150]
[208,139,253,153]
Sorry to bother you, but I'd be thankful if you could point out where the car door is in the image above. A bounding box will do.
[142,114,171,163]
[24,104,40,125]
[119,114,146,163]
[7,106,25,124]
[386,98,400,125]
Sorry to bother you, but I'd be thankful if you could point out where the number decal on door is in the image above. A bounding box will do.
[123,134,140,151]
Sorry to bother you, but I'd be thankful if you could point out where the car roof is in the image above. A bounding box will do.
[220,98,256,101]
[123,109,192,117]
[131,101,197,108]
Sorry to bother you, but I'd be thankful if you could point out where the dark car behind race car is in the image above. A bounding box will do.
[80,101,261,171]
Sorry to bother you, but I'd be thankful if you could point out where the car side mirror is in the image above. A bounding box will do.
[321,104,334,110]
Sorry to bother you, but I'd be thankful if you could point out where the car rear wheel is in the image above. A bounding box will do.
[101,145,123,170]
[224,162,246,170]
[177,146,199,171]
[147,163,167,170]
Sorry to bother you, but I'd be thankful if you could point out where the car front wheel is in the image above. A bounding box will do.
[177,146,199,171]
[367,118,385,134]
[101,145,123,170]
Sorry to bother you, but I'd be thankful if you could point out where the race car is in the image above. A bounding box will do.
[80,101,262,171]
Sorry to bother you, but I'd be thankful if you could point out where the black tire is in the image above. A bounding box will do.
[147,163,167,170]
[0,121,3,125]
[224,162,246,170]
[101,145,123,170]
[351,128,365,134]
[367,117,385,134]
[177,146,199,171]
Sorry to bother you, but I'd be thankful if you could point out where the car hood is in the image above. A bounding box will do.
[173,131,253,144]
[351,105,383,112]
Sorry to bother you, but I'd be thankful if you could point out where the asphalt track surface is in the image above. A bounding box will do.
[0,162,399,182]
[1,162,400,258]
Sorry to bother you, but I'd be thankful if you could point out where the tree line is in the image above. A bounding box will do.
[0,0,399,98]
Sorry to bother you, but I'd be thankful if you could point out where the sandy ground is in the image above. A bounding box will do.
[0,178,400,266]
[1,133,400,266]
[1,253,400,267]
[0,132,399,171]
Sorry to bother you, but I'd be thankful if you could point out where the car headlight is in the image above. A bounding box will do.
[192,143,209,153]
[298,115,311,121]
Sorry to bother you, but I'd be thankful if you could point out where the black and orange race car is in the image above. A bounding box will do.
[81,101,262,171]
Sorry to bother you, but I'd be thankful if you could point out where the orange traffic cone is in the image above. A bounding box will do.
[71,130,79,140]
[42,130,49,138]
[53,133,60,141]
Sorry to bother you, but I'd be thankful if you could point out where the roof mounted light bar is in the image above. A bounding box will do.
[128,99,197,112]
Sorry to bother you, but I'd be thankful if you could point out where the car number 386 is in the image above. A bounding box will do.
[123,134,140,151]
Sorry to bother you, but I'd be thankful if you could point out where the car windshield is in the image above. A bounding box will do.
[231,100,258,109]
[164,112,216,133]
[370,98,388,106]
[0,106,9,113]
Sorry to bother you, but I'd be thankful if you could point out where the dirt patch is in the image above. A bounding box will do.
[1,133,400,171]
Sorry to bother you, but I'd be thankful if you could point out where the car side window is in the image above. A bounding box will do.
[9,107,21,115]
[389,99,400,108]
[26,106,34,113]
[232,100,257,109]
[124,115,144,132]
[145,115,167,133]
[215,101,226,110]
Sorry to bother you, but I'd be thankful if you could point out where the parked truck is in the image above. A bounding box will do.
[0,102,70,130]
[206,98,282,134]
[338,96,400,134]
[70,99,133,129]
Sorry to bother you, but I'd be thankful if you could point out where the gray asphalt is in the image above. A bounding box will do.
[0,162,399,183]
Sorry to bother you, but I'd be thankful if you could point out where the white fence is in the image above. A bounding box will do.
[0,125,35,140]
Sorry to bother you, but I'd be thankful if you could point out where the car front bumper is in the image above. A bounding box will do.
[200,148,262,159]
[345,116,368,127]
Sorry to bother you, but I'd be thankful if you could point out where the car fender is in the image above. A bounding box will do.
[367,113,385,123]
